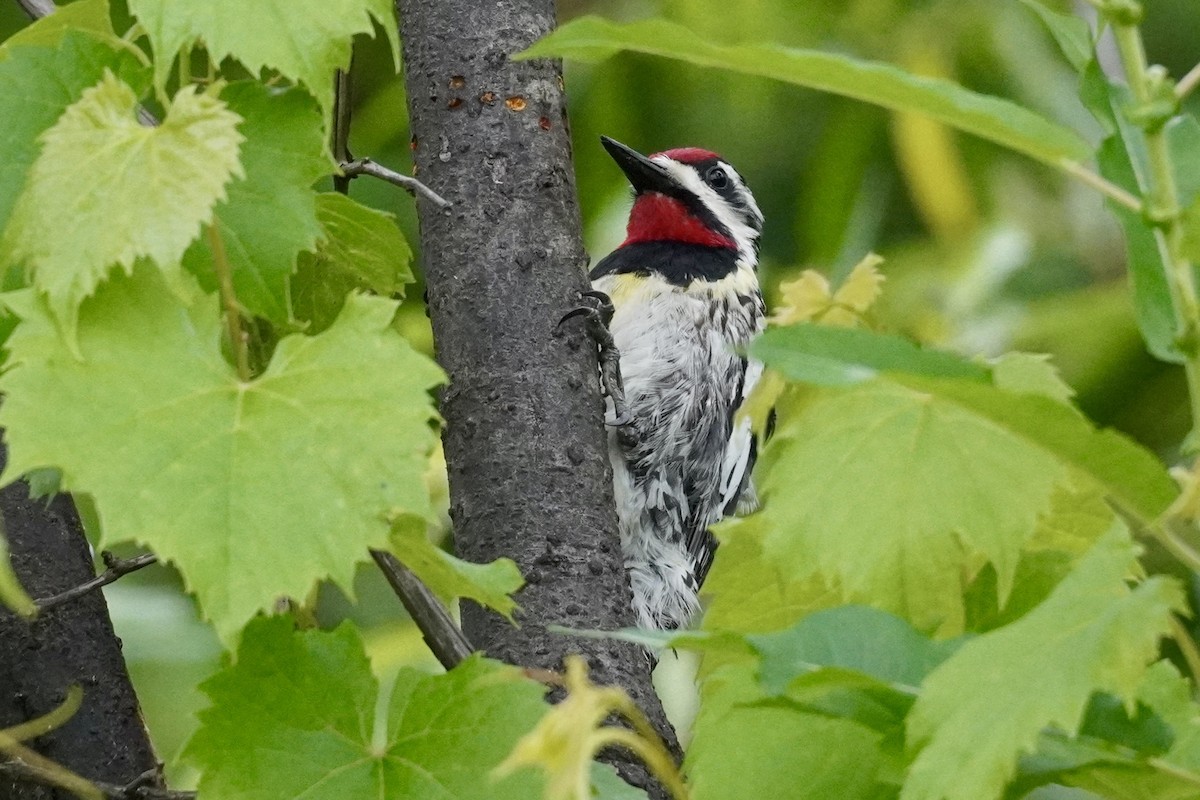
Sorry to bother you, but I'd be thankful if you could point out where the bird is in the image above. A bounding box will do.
[583,135,766,632]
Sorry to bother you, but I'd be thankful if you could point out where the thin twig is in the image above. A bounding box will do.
[1177,61,1200,102]
[0,760,196,800]
[14,0,55,20]
[332,69,353,194]
[339,158,452,210]
[34,552,158,612]
[1060,158,1144,214]
[369,548,472,669]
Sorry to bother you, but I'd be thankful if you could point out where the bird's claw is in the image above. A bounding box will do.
[557,289,615,329]
[560,290,631,428]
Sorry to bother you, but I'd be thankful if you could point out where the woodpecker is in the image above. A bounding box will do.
[585,136,765,632]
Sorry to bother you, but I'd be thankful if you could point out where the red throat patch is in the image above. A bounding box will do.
[622,193,736,249]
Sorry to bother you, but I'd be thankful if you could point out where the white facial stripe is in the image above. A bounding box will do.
[652,156,762,264]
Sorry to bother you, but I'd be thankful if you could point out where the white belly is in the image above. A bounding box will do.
[592,268,763,629]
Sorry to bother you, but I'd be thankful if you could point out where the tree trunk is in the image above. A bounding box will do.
[0,456,162,798]
[395,0,680,791]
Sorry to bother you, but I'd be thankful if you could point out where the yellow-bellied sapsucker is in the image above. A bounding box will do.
[584,136,765,631]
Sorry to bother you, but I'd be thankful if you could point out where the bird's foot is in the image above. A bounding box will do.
[559,290,632,428]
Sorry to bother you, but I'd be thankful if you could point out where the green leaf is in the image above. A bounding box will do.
[902,526,1184,800]
[0,529,35,618]
[686,666,887,800]
[749,606,963,696]
[182,81,331,324]
[5,74,243,338]
[520,16,1091,169]
[293,192,414,333]
[900,376,1177,522]
[0,32,148,244]
[185,617,547,799]
[755,380,1066,633]
[965,486,1116,632]
[0,0,116,56]
[590,764,648,799]
[128,0,399,110]
[390,515,523,621]
[751,324,988,386]
[750,373,1174,634]
[990,352,1076,405]
[702,516,841,634]
[1015,0,1094,73]
[0,267,444,641]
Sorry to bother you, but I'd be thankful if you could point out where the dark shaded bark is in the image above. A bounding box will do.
[395,0,680,791]
[0,458,162,799]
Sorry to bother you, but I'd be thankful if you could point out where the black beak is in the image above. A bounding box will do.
[601,136,674,196]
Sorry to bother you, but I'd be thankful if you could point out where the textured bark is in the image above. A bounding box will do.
[396,0,680,791]
[0,456,162,799]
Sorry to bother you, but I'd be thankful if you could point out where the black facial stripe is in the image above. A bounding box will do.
[674,157,761,235]
[590,241,742,287]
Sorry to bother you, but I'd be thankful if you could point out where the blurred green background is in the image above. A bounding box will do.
[2,0,1198,784]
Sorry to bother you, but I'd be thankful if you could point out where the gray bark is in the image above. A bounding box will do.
[0,459,163,798]
[395,0,680,791]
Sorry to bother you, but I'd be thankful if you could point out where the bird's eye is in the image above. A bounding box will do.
[705,166,729,189]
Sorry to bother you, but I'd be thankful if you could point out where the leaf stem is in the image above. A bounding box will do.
[208,223,251,381]
[1060,159,1144,213]
[1177,61,1200,102]
[1153,523,1200,573]
[1108,16,1200,447]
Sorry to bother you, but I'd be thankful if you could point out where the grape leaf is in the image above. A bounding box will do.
[293,192,414,333]
[5,73,243,339]
[748,606,963,696]
[686,665,886,800]
[0,0,115,56]
[754,373,1175,633]
[185,617,548,799]
[990,352,1076,405]
[771,253,884,328]
[519,16,1090,169]
[702,517,841,634]
[0,267,443,641]
[902,525,1184,800]
[182,81,331,324]
[390,515,522,621]
[754,379,1068,633]
[897,376,1176,522]
[128,0,400,109]
[0,32,148,244]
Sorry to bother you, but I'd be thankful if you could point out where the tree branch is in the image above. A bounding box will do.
[369,549,472,669]
[338,158,452,209]
[0,463,165,796]
[34,552,157,612]
[396,0,680,794]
